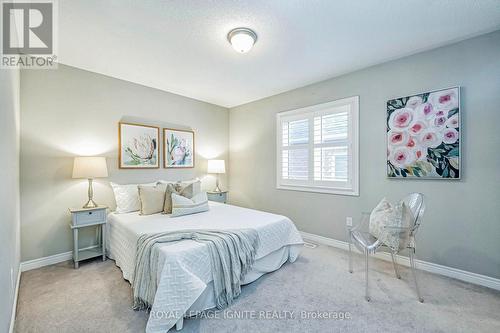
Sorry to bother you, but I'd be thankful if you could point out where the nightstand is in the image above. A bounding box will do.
[69,206,108,269]
[207,191,228,203]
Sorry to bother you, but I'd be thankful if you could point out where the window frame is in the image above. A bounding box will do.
[276,96,359,196]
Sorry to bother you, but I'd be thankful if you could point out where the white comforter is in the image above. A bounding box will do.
[106,202,303,332]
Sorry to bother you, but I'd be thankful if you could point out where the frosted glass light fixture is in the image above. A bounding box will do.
[227,28,257,53]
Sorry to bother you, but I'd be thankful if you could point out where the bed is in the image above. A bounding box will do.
[106,201,303,332]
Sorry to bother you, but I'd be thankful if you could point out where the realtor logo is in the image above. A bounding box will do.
[1,0,57,68]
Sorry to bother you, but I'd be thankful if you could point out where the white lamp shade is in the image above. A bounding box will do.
[72,157,108,179]
[207,160,226,174]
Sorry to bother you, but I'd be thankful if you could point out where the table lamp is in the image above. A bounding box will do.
[72,156,108,208]
[207,159,225,192]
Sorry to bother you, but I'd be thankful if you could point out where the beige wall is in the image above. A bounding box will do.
[229,31,500,278]
[20,64,229,261]
[0,68,21,332]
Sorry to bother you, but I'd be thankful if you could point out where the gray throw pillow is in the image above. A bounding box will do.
[175,181,196,198]
[163,182,195,214]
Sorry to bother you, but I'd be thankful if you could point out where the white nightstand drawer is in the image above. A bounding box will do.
[72,209,106,226]
[207,191,228,203]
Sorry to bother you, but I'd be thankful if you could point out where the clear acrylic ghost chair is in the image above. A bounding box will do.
[348,193,425,302]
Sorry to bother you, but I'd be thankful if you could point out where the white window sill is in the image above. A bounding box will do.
[276,184,359,196]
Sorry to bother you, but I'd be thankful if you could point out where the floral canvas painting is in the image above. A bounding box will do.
[164,128,194,168]
[119,123,159,168]
[387,87,460,179]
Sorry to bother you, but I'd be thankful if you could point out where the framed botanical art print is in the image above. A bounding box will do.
[163,128,195,168]
[118,122,160,169]
[387,87,460,179]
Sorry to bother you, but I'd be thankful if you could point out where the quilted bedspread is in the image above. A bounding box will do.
[106,202,303,332]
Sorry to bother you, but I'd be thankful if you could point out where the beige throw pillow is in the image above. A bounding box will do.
[138,184,167,215]
[163,182,195,214]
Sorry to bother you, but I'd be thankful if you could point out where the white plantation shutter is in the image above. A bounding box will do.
[277,97,359,195]
[281,118,309,180]
[314,110,349,182]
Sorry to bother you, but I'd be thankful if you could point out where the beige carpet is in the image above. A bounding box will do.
[15,244,500,332]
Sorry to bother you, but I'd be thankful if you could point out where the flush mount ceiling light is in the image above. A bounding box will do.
[227,27,257,53]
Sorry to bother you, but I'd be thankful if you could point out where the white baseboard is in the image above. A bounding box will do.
[20,251,72,272]
[300,231,500,291]
[9,265,21,333]
[20,245,99,272]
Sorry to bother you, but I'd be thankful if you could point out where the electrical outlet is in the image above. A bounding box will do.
[346,217,353,227]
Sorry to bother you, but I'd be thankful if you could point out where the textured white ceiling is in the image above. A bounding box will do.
[59,0,500,107]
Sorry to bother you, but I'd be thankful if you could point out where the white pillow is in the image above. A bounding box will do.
[369,198,413,251]
[110,182,156,214]
[157,179,177,185]
[171,192,209,217]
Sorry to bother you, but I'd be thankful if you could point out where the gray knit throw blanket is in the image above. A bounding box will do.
[132,229,260,311]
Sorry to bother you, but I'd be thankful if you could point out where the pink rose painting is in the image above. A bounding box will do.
[387,87,460,179]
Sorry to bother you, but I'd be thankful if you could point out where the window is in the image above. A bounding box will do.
[276,96,359,196]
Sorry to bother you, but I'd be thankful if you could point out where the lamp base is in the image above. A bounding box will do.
[83,179,98,208]
[83,199,98,209]
[213,175,223,192]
